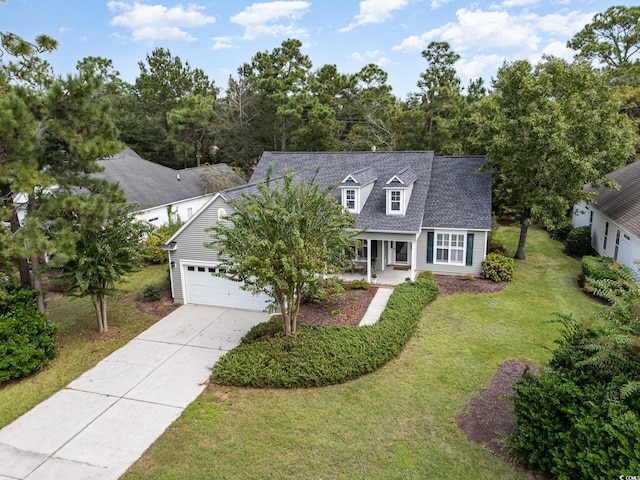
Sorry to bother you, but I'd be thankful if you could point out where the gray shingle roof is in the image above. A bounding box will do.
[586,160,640,238]
[386,167,418,186]
[244,151,491,233]
[422,156,492,230]
[341,166,377,186]
[93,148,238,211]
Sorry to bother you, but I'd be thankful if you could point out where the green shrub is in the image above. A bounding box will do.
[0,287,58,383]
[512,297,640,478]
[302,277,345,304]
[550,221,573,241]
[141,283,162,301]
[480,253,515,282]
[211,278,439,388]
[581,256,638,302]
[144,221,184,264]
[344,279,371,290]
[565,226,593,257]
[416,270,435,281]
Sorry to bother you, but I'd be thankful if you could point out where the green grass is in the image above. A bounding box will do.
[123,226,601,480]
[0,264,169,428]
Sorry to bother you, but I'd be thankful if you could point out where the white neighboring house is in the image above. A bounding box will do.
[573,160,640,275]
[93,148,243,226]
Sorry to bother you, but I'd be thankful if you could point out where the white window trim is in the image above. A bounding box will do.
[434,231,466,265]
[385,188,405,215]
[342,187,359,213]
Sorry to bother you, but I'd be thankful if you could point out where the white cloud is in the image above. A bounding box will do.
[108,1,215,42]
[392,7,591,57]
[430,0,454,9]
[500,0,539,7]
[456,54,506,81]
[350,49,390,67]
[231,1,310,39]
[211,36,235,50]
[341,0,410,32]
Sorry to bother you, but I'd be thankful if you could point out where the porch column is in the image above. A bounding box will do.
[366,239,372,283]
[410,239,417,280]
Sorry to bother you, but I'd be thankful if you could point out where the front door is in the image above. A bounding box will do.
[395,241,408,263]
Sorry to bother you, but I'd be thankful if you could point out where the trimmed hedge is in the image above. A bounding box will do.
[210,278,439,388]
[0,287,58,383]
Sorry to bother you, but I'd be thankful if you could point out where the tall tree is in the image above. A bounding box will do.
[59,199,150,332]
[206,169,356,337]
[346,63,399,151]
[568,6,640,71]
[213,73,268,174]
[472,57,636,260]
[242,38,312,151]
[1,34,122,308]
[134,48,218,167]
[405,41,464,154]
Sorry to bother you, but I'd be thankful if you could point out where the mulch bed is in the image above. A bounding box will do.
[297,286,379,327]
[456,359,545,479]
[434,274,507,297]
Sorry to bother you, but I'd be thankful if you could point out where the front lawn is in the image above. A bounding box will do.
[123,226,600,480]
[0,264,168,428]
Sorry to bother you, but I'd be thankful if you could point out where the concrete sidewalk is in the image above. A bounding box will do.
[0,306,269,480]
[359,287,394,326]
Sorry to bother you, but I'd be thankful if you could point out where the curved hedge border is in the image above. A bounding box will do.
[211,278,439,388]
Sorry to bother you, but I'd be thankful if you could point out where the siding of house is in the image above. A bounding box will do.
[137,195,212,226]
[589,208,640,275]
[169,196,234,303]
[416,229,487,276]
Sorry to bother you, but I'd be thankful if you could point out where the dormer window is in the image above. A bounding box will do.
[343,188,358,212]
[385,167,416,216]
[390,190,402,212]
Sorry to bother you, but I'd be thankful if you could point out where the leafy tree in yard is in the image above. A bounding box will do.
[59,199,150,332]
[206,169,356,337]
[472,57,636,260]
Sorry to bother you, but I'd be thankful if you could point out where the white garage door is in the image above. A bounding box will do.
[183,264,269,311]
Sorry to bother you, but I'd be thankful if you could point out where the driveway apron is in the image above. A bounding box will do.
[0,305,269,480]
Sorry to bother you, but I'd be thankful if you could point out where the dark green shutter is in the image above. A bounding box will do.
[371,240,378,259]
[427,232,434,264]
[466,233,474,266]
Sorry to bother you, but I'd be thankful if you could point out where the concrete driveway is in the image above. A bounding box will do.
[0,305,269,480]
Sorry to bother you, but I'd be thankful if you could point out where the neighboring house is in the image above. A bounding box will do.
[573,160,640,275]
[162,151,492,310]
[94,148,243,226]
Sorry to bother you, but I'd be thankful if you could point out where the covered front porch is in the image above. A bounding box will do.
[337,234,419,286]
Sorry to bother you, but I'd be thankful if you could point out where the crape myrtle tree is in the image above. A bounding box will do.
[472,56,636,260]
[59,197,150,332]
[206,168,357,337]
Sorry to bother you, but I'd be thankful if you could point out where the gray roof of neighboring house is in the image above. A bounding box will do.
[243,151,491,233]
[93,148,241,211]
[586,160,640,238]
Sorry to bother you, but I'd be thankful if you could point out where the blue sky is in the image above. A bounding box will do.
[1,0,635,99]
